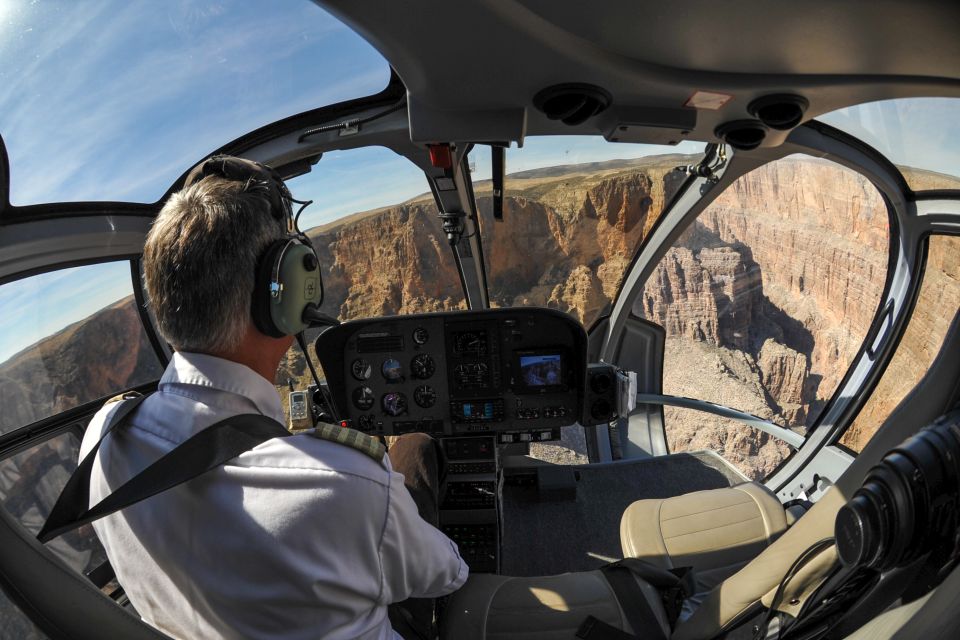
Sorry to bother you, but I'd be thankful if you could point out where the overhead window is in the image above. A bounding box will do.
[634,155,890,479]
[0,262,164,435]
[0,1,391,205]
[840,235,960,451]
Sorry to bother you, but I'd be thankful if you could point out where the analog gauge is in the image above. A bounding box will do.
[454,362,489,386]
[352,386,375,411]
[381,358,403,382]
[382,392,408,417]
[412,327,429,345]
[351,358,372,381]
[454,330,487,355]
[410,353,436,380]
[414,385,437,408]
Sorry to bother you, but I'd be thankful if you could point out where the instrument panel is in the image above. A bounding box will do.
[314,308,588,437]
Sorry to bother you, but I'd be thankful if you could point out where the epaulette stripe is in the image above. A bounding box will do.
[309,424,386,463]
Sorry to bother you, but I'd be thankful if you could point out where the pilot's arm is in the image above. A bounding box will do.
[379,469,469,602]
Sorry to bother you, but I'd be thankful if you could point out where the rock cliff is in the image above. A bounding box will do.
[0,296,163,433]
[638,158,892,477]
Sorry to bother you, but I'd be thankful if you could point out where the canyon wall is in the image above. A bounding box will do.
[636,158,892,477]
[0,296,163,434]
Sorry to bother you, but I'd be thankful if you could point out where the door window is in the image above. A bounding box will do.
[840,235,960,451]
[635,155,890,479]
[0,431,107,576]
[0,262,165,434]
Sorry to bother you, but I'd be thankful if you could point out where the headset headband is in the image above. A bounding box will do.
[184,155,293,224]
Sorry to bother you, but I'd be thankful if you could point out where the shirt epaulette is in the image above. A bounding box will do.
[308,423,387,464]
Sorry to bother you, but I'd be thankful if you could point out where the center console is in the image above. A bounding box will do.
[439,435,499,573]
[313,308,616,575]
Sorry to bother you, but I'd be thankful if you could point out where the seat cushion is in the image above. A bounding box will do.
[620,482,789,589]
[440,571,670,640]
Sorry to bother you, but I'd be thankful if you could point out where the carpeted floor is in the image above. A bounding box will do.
[499,451,745,576]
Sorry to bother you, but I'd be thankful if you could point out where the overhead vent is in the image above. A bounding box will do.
[534,84,612,126]
[715,120,768,151]
[748,94,809,130]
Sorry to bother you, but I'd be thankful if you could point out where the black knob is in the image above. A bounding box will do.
[591,372,612,394]
[302,253,318,271]
[590,399,612,421]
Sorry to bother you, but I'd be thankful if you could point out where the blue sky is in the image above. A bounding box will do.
[0,262,136,363]
[819,98,960,182]
[0,0,390,204]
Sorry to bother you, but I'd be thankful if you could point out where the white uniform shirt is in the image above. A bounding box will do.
[80,352,467,640]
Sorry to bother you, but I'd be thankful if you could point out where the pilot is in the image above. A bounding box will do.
[79,158,467,640]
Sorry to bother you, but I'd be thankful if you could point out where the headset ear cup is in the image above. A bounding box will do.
[252,240,290,338]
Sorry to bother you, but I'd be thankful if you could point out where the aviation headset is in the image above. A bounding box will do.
[183,155,323,338]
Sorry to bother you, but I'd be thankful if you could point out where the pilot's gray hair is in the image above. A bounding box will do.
[143,176,287,353]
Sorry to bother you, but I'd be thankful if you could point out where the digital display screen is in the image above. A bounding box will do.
[462,401,497,420]
[519,353,563,387]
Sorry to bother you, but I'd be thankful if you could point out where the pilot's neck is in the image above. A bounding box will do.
[207,325,295,385]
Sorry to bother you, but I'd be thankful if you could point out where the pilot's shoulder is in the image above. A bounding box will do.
[257,426,392,486]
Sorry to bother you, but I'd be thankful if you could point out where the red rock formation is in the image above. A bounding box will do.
[0,296,162,432]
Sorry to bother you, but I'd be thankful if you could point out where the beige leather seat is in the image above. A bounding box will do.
[619,483,794,594]
[443,482,793,640]
[440,571,670,640]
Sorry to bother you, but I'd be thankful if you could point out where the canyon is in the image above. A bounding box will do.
[2,155,957,481]
[0,297,162,434]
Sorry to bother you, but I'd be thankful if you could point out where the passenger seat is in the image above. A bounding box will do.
[619,483,800,595]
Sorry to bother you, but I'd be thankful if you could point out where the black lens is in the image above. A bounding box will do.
[836,411,960,571]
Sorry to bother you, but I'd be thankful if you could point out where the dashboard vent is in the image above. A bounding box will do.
[357,334,404,353]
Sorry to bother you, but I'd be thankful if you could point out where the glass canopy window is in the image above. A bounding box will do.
[818,97,960,191]
[471,136,705,330]
[0,1,391,205]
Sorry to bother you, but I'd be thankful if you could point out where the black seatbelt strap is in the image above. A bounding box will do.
[578,559,695,640]
[38,393,291,543]
[612,558,695,626]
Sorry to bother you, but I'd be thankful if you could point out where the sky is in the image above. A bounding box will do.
[1,1,959,364]
[0,262,136,363]
[818,98,960,183]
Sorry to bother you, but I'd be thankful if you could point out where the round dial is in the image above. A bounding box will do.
[381,358,403,382]
[352,386,375,411]
[454,362,489,385]
[382,392,408,417]
[410,353,436,380]
[412,327,430,345]
[351,358,372,381]
[454,331,485,355]
[414,385,437,408]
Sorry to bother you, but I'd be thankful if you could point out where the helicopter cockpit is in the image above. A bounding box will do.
[1,1,960,639]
